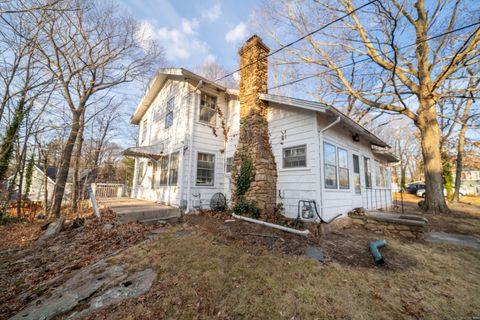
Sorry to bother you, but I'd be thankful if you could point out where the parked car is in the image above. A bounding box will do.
[405,183,425,194]
[416,187,466,198]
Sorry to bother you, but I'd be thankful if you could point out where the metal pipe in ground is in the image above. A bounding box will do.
[232,213,310,236]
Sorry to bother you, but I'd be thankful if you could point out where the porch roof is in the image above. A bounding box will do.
[123,144,164,159]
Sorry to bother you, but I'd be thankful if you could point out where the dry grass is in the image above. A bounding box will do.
[85,225,480,320]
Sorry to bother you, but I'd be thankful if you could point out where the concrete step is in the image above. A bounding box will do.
[117,207,181,223]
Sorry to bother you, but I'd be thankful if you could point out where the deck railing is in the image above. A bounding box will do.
[92,183,127,198]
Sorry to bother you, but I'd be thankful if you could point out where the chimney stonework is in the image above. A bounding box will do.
[231,35,277,215]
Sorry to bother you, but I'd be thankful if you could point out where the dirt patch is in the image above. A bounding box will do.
[0,209,161,319]
[184,213,417,270]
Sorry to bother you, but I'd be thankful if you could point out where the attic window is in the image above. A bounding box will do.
[199,93,217,126]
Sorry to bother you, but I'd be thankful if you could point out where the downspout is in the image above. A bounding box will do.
[185,80,203,213]
[318,116,341,221]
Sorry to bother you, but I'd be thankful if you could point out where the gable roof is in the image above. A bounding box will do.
[131,68,235,125]
[35,164,58,183]
[131,68,391,150]
[260,93,390,149]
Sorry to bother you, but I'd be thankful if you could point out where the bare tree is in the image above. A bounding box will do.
[262,0,480,213]
[34,0,162,217]
[194,59,239,89]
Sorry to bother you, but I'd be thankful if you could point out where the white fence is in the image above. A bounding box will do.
[92,183,127,198]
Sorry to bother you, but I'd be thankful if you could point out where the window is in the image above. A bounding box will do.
[323,143,337,189]
[141,119,148,143]
[283,145,307,168]
[159,156,169,185]
[137,161,145,184]
[364,157,372,188]
[151,162,157,189]
[199,93,217,125]
[168,152,179,186]
[338,148,349,189]
[196,153,215,186]
[353,155,361,194]
[375,161,388,187]
[165,97,174,128]
[225,157,233,173]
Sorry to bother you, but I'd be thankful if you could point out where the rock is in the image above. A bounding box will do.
[71,218,85,229]
[399,231,416,238]
[10,260,125,320]
[103,223,114,230]
[67,269,156,319]
[36,216,66,244]
[304,246,325,262]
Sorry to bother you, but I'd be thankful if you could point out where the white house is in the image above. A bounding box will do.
[125,36,398,221]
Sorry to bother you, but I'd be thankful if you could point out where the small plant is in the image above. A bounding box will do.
[235,156,254,198]
[234,201,260,219]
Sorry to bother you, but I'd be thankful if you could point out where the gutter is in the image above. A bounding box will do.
[318,116,341,221]
[185,80,203,213]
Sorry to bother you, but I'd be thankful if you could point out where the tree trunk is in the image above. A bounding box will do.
[50,110,82,218]
[43,154,49,215]
[452,100,471,202]
[70,113,85,211]
[417,103,449,214]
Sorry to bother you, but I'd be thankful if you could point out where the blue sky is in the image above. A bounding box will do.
[119,0,261,70]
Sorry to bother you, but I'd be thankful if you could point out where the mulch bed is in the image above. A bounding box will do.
[184,212,417,270]
[0,209,158,319]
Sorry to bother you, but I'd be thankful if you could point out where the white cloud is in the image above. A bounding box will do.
[202,2,222,22]
[225,22,248,44]
[138,19,208,62]
[181,18,199,35]
[204,54,216,63]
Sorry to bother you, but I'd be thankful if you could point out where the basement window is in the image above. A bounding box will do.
[283,145,306,168]
[199,93,217,126]
[196,153,215,186]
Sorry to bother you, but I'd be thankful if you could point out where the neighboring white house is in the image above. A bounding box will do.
[125,67,398,221]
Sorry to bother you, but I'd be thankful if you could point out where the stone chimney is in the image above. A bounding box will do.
[231,35,277,215]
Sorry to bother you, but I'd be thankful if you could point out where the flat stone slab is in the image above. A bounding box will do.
[354,211,428,228]
[425,232,480,250]
[304,246,325,262]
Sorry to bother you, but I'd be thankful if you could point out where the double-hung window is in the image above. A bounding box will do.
[196,153,215,186]
[353,155,361,194]
[323,142,350,189]
[323,143,337,188]
[141,119,148,143]
[283,145,307,168]
[225,157,233,173]
[364,157,372,188]
[159,156,169,185]
[151,162,157,189]
[199,93,217,125]
[168,152,179,186]
[338,148,349,189]
[165,97,174,128]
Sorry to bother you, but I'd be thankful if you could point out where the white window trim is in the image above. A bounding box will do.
[282,144,307,169]
[323,141,351,191]
[198,92,218,127]
[195,151,215,187]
